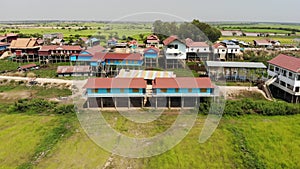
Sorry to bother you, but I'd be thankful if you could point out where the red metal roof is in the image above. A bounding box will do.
[103,53,142,60]
[85,46,106,55]
[268,54,300,73]
[84,78,147,89]
[147,35,159,41]
[39,45,82,52]
[163,35,179,46]
[153,77,213,89]
[143,46,159,53]
[189,42,209,47]
[213,43,226,48]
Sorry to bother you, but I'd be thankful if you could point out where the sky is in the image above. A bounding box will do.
[1,0,300,23]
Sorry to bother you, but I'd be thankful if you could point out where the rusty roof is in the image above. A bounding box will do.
[57,66,91,74]
[84,78,147,89]
[9,38,39,48]
[19,63,37,69]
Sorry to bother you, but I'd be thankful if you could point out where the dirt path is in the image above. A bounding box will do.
[0,76,73,85]
[219,86,270,100]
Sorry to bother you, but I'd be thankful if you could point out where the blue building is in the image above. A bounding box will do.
[85,38,100,47]
[84,78,146,108]
[144,47,159,68]
[83,77,215,108]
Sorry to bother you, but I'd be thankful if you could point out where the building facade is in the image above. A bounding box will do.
[267,54,300,103]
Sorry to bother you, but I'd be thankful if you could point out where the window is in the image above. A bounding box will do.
[188,89,193,93]
[298,75,300,81]
[132,89,140,93]
[175,88,179,93]
[282,70,287,77]
[106,89,111,93]
[280,81,286,87]
[200,88,207,93]
[92,89,98,93]
[275,67,279,72]
[174,45,178,49]
[160,89,167,93]
[269,65,274,71]
[120,89,125,93]
[222,49,225,52]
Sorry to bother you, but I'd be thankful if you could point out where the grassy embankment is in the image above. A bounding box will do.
[0,82,299,168]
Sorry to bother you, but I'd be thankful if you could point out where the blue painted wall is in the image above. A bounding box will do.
[0,46,7,51]
[78,56,93,61]
[144,53,158,58]
[106,59,143,66]
[87,88,144,94]
[155,88,213,94]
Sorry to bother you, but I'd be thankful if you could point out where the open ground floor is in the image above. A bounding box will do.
[85,97,203,109]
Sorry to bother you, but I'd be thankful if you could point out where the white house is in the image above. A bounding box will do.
[213,43,227,61]
[163,36,187,68]
[186,38,211,61]
[267,54,300,103]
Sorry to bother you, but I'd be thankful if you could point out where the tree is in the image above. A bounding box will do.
[191,19,221,42]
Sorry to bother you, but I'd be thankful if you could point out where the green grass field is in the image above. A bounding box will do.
[220,36,298,45]
[1,110,299,169]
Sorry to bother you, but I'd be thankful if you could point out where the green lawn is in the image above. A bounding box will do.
[1,110,299,168]
[0,113,58,168]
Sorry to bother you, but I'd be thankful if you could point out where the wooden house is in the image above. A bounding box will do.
[9,38,40,62]
[38,45,82,63]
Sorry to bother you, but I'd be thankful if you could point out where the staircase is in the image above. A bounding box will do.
[263,76,278,100]
[144,85,153,105]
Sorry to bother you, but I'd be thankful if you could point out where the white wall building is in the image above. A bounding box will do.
[267,54,300,103]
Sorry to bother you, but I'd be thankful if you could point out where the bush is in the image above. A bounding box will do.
[223,99,300,116]
[54,104,75,115]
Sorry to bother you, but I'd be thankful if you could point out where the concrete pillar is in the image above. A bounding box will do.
[141,97,144,108]
[168,97,171,109]
[155,97,158,109]
[87,98,90,108]
[128,97,130,109]
[100,97,103,109]
[181,97,184,109]
[114,97,117,108]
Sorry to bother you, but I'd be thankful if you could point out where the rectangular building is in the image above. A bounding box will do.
[267,54,300,103]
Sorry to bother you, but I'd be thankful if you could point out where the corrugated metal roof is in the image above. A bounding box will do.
[117,69,176,80]
[152,77,213,89]
[205,61,267,69]
[268,54,300,73]
[84,78,147,89]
